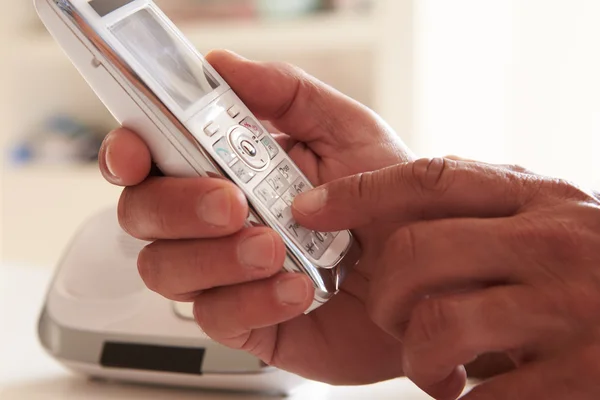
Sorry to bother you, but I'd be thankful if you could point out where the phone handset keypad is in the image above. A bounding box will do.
[255,159,337,261]
[211,120,337,261]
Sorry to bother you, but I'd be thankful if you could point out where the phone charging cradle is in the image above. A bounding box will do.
[37,206,308,395]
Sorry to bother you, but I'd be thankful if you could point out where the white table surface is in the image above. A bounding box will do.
[0,263,445,400]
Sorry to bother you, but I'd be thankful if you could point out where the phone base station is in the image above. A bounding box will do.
[38,207,309,396]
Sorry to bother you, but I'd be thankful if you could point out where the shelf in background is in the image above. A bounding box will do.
[16,12,376,64]
[182,12,376,53]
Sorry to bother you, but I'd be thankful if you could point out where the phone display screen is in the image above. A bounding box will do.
[110,8,219,111]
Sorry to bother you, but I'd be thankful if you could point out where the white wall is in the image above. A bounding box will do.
[414,0,600,188]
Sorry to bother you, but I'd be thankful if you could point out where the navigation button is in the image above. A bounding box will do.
[213,137,237,165]
[229,126,270,171]
[240,140,257,157]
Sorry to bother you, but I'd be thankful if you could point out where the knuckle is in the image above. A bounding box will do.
[150,191,176,237]
[366,227,421,332]
[386,225,419,265]
[233,289,251,329]
[543,179,594,202]
[366,293,408,338]
[408,298,459,344]
[117,188,137,237]
[347,171,376,202]
[193,294,226,339]
[137,244,161,292]
[273,60,304,75]
[506,163,531,174]
[508,217,588,277]
[269,62,308,118]
[405,157,457,198]
[193,298,210,332]
[499,170,544,207]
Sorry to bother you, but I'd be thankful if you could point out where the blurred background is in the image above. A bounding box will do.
[1,0,599,270]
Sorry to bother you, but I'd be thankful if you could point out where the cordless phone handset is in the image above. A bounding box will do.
[39,0,361,313]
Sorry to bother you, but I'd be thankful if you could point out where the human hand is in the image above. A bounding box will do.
[292,157,600,399]
[98,50,414,385]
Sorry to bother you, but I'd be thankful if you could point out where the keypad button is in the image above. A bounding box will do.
[240,117,263,137]
[227,105,241,118]
[301,231,335,260]
[280,174,310,205]
[240,140,257,157]
[261,136,279,160]
[286,220,311,243]
[231,160,256,184]
[281,187,299,206]
[229,126,270,171]
[291,177,310,195]
[265,170,288,196]
[204,122,219,137]
[314,231,335,247]
[276,160,300,185]
[213,137,237,165]
[254,180,279,208]
[270,199,293,224]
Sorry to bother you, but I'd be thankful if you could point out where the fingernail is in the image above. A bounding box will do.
[207,49,248,61]
[102,137,120,182]
[238,233,276,269]
[293,188,327,216]
[198,188,233,227]
[105,151,118,179]
[276,275,309,306]
[223,49,248,60]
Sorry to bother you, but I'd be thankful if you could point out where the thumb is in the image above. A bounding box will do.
[292,158,537,232]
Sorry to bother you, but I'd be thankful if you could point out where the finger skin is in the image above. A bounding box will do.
[402,286,570,400]
[205,50,385,151]
[445,155,536,175]
[118,176,248,240]
[138,228,287,302]
[366,218,521,339]
[193,274,314,353]
[292,158,540,232]
[99,128,152,186]
[462,342,600,400]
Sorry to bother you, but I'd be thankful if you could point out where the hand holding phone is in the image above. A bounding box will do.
[37,0,417,388]
[37,0,361,313]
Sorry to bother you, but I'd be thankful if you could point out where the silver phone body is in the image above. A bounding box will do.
[35,0,361,312]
